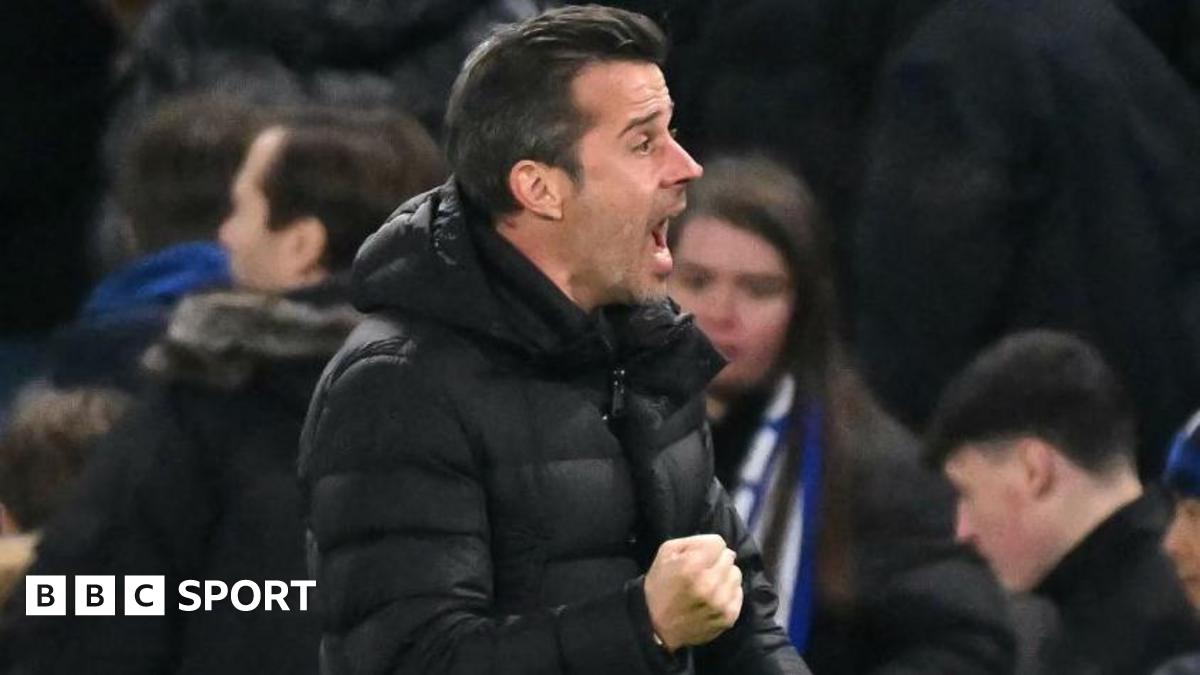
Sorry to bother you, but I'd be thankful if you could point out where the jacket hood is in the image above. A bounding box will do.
[80,242,230,320]
[353,181,511,340]
[352,180,726,390]
[143,282,360,389]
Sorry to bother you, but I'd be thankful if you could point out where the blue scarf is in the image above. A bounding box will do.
[730,376,824,653]
[81,242,230,320]
[1165,408,1200,497]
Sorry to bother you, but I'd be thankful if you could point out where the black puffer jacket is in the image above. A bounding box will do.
[0,283,358,674]
[299,182,810,674]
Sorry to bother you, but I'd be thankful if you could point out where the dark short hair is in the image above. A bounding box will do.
[260,107,447,271]
[925,330,1137,472]
[117,94,266,254]
[0,387,131,531]
[445,5,666,217]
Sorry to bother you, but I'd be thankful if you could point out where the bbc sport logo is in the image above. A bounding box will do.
[26,576,316,616]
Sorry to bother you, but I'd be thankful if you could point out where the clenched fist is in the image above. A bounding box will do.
[643,534,744,652]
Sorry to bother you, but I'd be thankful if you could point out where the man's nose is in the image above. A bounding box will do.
[664,136,703,186]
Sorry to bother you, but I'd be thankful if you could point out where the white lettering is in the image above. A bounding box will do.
[204,580,228,611]
[230,581,261,611]
[178,580,201,611]
[290,580,316,611]
[264,580,289,611]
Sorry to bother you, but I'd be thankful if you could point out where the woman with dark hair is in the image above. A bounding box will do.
[668,156,1014,675]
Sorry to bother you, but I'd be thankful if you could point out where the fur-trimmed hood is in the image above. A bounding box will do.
[143,285,360,390]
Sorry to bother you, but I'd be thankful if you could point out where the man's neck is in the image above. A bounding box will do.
[496,215,599,312]
[1047,470,1143,571]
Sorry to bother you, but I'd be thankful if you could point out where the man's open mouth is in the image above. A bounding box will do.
[651,218,669,248]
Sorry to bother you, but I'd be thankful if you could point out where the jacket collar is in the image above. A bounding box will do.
[143,276,360,390]
[1034,490,1171,604]
[352,179,725,397]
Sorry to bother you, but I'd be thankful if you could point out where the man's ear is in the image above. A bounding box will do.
[1016,437,1057,499]
[280,215,328,278]
[508,160,568,220]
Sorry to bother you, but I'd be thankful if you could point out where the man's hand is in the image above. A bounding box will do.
[643,534,744,652]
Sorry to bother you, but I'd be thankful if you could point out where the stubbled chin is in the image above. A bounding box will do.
[629,277,670,305]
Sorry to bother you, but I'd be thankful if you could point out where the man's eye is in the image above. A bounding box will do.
[633,137,653,154]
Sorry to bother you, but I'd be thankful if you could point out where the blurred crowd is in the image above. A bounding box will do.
[3,0,1200,673]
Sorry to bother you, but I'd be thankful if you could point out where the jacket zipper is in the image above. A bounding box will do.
[609,367,627,420]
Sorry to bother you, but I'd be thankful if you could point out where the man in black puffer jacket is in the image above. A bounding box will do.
[299,6,809,675]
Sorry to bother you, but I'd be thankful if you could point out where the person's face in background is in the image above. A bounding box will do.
[670,216,794,404]
[218,127,326,292]
[219,128,289,291]
[1164,496,1200,607]
[944,441,1059,592]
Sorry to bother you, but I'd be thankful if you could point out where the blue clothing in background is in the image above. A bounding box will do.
[79,242,230,320]
[47,242,231,392]
[1165,409,1200,498]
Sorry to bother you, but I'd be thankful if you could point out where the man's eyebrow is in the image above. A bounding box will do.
[619,103,673,138]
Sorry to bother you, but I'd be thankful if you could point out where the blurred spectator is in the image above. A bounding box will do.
[927,329,1200,675]
[663,0,945,313]
[102,0,537,166]
[666,0,1200,226]
[0,386,130,603]
[0,107,447,674]
[46,94,266,392]
[86,0,534,278]
[1158,409,1200,675]
[853,0,1200,479]
[643,0,1200,480]
[1164,409,1200,608]
[668,156,1014,674]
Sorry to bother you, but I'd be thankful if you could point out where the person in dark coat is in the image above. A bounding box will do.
[86,0,534,277]
[0,108,447,674]
[1157,409,1200,675]
[632,0,1200,481]
[1163,409,1200,610]
[102,0,536,160]
[46,94,265,393]
[926,330,1200,675]
[299,7,808,674]
[667,156,1014,675]
[853,0,1200,478]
